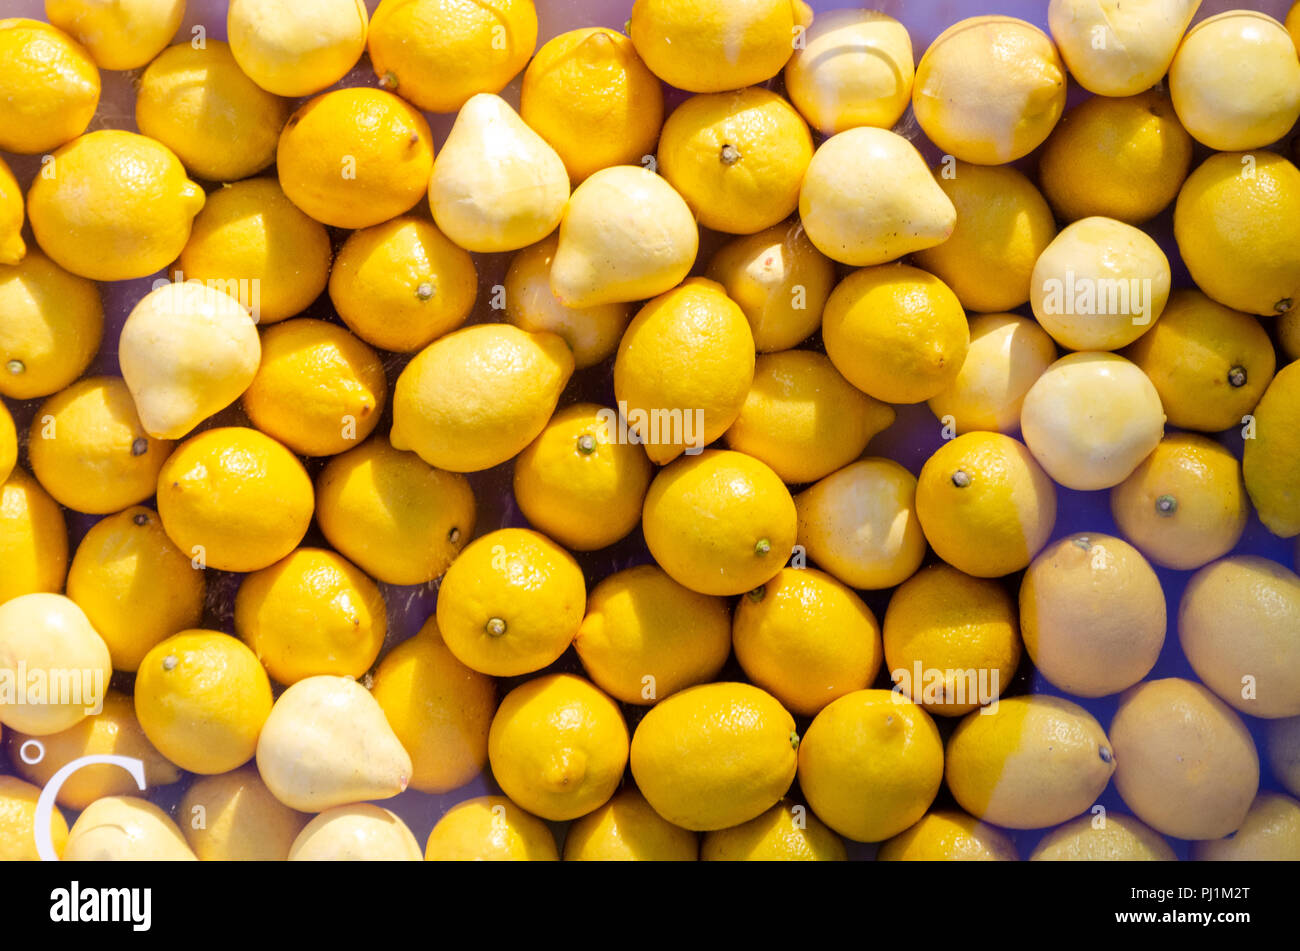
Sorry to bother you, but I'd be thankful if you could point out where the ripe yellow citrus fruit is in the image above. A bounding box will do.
[0,156,25,265]
[424,796,557,861]
[0,18,99,154]
[0,467,68,604]
[227,0,369,98]
[1243,360,1300,537]
[0,251,102,400]
[1029,813,1176,861]
[877,810,1018,861]
[0,401,14,485]
[180,765,309,861]
[702,799,846,861]
[0,775,68,861]
[564,788,699,861]
[1191,793,1300,861]
[44,0,186,71]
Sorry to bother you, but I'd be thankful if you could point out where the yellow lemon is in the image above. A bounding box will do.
[0,775,68,861]
[28,376,171,515]
[0,401,14,484]
[1266,716,1300,797]
[1029,813,1176,861]
[915,432,1057,578]
[630,681,798,831]
[702,799,846,861]
[1192,793,1300,861]
[0,467,68,604]
[370,617,496,794]
[1243,360,1300,537]
[513,403,653,552]
[642,450,796,598]
[913,162,1057,314]
[0,156,25,265]
[177,177,332,326]
[436,527,586,678]
[1048,0,1199,98]
[798,689,943,842]
[277,87,433,230]
[63,795,195,860]
[136,41,290,183]
[734,567,883,717]
[45,0,186,70]
[1110,433,1249,571]
[1020,533,1166,698]
[704,221,835,353]
[1038,90,1194,225]
[424,796,557,861]
[822,264,970,405]
[66,506,204,673]
[235,547,387,685]
[0,251,102,400]
[724,350,896,485]
[573,564,732,706]
[0,18,99,154]
[1277,310,1300,363]
[315,437,475,586]
[1290,1,1300,46]
[156,426,314,574]
[289,804,423,861]
[883,564,1019,717]
[227,0,368,98]
[565,787,699,861]
[878,810,1017,861]
[180,765,309,861]
[369,0,536,114]
[134,629,273,775]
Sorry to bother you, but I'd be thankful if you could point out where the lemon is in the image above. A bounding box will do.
[1291,1,1300,46]
[1193,793,1300,861]
[1038,90,1194,225]
[1029,813,1176,861]
[66,506,204,673]
[136,41,289,184]
[629,0,798,94]
[424,796,558,861]
[725,351,896,485]
[877,810,1018,861]
[0,252,101,401]
[565,788,699,861]
[330,216,476,353]
[370,617,496,794]
[1266,716,1300,797]
[436,527,586,678]
[227,0,369,98]
[798,689,943,842]
[1179,555,1300,719]
[822,264,970,405]
[1110,677,1259,840]
[704,221,834,353]
[0,18,99,154]
[573,565,731,706]
[45,0,185,70]
[702,800,846,861]
[277,88,434,230]
[315,437,475,586]
[290,804,423,861]
[734,568,883,717]
[0,776,68,861]
[156,426,314,574]
[1048,0,1198,98]
[1174,150,1300,316]
[62,795,195,860]
[913,162,1056,314]
[913,16,1066,165]
[7,690,180,810]
[369,0,536,114]
[1243,361,1300,537]
[513,403,653,552]
[0,402,14,485]
[1110,433,1249,571]
[0,156,25,265]
[521,27,664,184]
[235,548,387,685]
[658,87,812,236]
[883,564,1019,717]
[177,177,332,326]
[915,432,1057,578]
[1280,310,1300,363]
[631,682,798,831]
[504,235,630,369]
[28,376,171,515]
[0,467,68,604]
[180,765,309,861]
[946,695,1115,830]
[1020,534,1165,698]
[642,450,796,598]
[135,630,273,775]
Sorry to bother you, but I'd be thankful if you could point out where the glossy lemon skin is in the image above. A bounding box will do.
[424,796,558,861]
[0,468,69,604]
[227,0,369,98]
[702,799,846,861]
[0,18,99,155]
[565,788,699,861]
[0,251,103,400]
[0,775,68,861]
[877,810,1018,861]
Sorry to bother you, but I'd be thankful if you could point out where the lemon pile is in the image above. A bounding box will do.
[1,0,1300,864]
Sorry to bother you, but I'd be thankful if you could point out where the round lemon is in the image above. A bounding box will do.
[62,795,195,860]
[0,467,68,604]
[1243,360,1300,537]
[180,765,309,861]
[1266,716,1300,798]
[0,251,102,400]
[0,156,25,265]
[702,799,846,861]
[0,18,99,154]
[877,810,1018,861]
[290,805,422,860]
[424,796,557,861]
[227,0,369,98]
[564,788,699,861]
[1029,813,1176,861]
[1191,793,1300,861]
[44,0,186,70]
[0,776,68,861]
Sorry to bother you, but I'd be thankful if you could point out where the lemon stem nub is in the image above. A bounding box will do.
[720,144,740,166]
[951,470,971,488]
[6,360,22,375]
[448,527,461,544]
[416,282,434,301]
[1228,366,1247,388]
[132,513,149,526]
[754,538,771,556]
[1099,746,1113,764]
[486,617,507,637]
[1276,299,1294,314]
[789,730,800,750]
[380,71,398,91]
[131,437,148,457]
[747,585,766,603]
[162,655,178,671]
[576,434,597,455]
[1156,495,1178,516]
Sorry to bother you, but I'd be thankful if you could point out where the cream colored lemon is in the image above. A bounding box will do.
[370,617,496,795]
[424,796,557,861]
[565,788,699,861]
[0,18,99,154]
[799,128,956,267]
[156,427,314,573]
[0,776,68,861]
[315,437,475,586]
[45,0,185,70]
[290,804,422,861]
[877,810,1018,861]
[1110,678,1259,839]
[703,799,846,861]
[883,564,1019,717]
[1243,361,1300,537]
[1020,352,1165,491]
[1047,0,1199,97]
[1191,793,1300,861]
[613,278,755,465]
[242,318,387,457]
[0,468,68,604]
[550,165,698,308]
[1030,813,1176,861]
[436,528,586,678]
[390,324,573,473]
[227,0,368,97]
[63,796,195,861]
[1266,717,1300,797]
[0,156,25,265]
[573,565,732,706]
[27,130,204,281]
[0,251,102,400]
[915,432,1057,578]
[913,162,1056,314]
[181,766,309,861]
[1020,534,1165,698]
[1110,434,1249,571]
